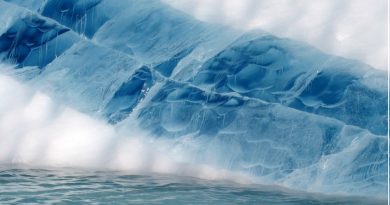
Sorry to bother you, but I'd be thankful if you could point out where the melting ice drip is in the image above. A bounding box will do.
[0,0,387,198]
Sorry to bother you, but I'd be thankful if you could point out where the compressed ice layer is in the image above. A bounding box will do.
[42,0,106,38]
[0,13,77,68]
[104,66,154,123]
[135,81,387,196]
[32,41,142,115]
[5,0,106,38]
[191,34,387,135]
[6,0,242,76]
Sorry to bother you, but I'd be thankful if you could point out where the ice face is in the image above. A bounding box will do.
[134,81,386,195]
[0,13,76,68]
[32,41,142,114]
[0,0,387,197]
[190,34,387,135]
[41,0,104,38]
[103,66,154,123]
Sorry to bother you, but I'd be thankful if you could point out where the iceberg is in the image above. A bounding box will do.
[0,0,387,197]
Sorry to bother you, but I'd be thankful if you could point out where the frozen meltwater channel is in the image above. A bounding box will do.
[0,0,388,200]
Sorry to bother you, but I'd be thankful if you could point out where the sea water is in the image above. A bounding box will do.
[0,166,385,205]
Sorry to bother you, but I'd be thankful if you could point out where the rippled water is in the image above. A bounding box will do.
[0,167,385,205]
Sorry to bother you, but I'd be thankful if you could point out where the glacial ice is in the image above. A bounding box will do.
[191,34,387,135]
[0,0,387,197]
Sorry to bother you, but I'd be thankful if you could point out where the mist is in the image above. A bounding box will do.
[0,70,249,182]
[163,0,388,70]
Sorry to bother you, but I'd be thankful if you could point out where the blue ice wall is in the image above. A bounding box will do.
[0,0,387,197]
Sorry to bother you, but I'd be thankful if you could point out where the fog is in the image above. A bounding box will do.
[164,0,388,70]
[0,70,249,182]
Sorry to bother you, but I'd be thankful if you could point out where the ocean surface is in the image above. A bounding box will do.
[0,166,385,205]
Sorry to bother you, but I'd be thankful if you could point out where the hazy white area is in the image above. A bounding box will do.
[163,0,388,70]
[0,71,248,182]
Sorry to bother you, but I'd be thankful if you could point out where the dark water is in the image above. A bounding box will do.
[0,167,386,205]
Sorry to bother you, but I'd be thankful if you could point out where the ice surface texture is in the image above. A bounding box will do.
[0,0,387,197]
